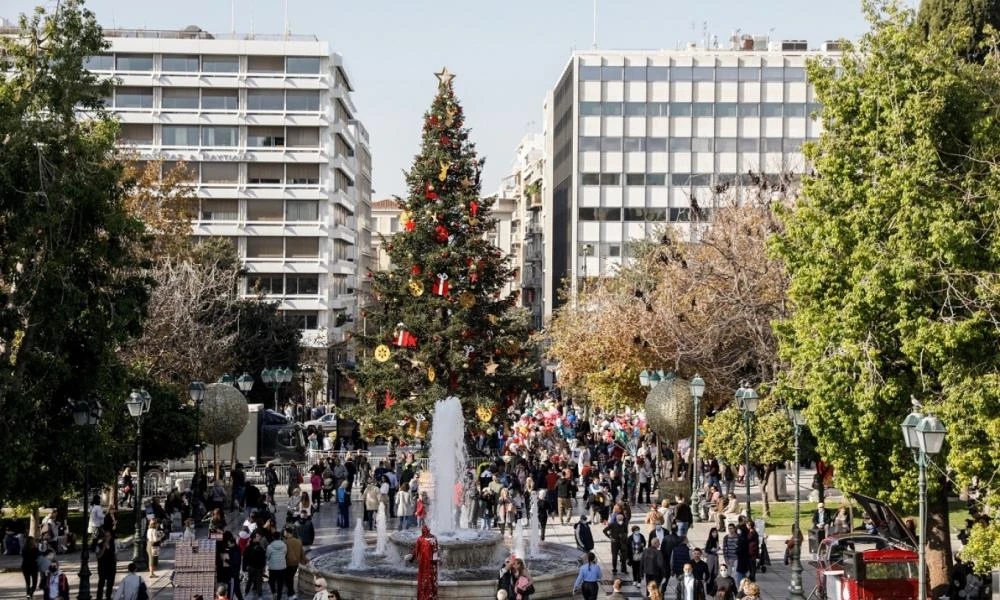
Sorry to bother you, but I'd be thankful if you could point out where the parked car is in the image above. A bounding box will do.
[304,412,337,433]
[813,492,918,600]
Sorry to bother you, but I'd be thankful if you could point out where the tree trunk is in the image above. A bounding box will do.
[769,464,781,502]
[760,466,773,517]
[926,474,953,599]
[29,506,39,538]
[214,444,221,481]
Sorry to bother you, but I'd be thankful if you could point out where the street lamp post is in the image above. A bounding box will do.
[787,406,807,600]
[901,408,947,600]
[735,383,759,523]
[188,381,206,473]
[689,375,706,521]
[261,367,292,411]
[71,396,103,600]
[126,389,151,565]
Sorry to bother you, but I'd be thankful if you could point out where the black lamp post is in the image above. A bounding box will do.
[787,406,807,600]
[261,367,292,410]
[900,405,947,600]
[71,396,102,600]
[735,382,759,522]
[689,374,706,520]
[188,381,206,472]
[125,389,151,564]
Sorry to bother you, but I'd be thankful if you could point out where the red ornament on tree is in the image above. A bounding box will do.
[405,220,415,232]
[469,201,478,217]
[434,225,450,243]
[385,390,396,408]
[393,323,418,348]
[411,265,422,276]
[429,115,439,127]
[433,273,450,297]
[440,135,451,146]
[425,182,438,200]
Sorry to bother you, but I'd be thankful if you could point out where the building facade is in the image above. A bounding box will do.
[371,198,403,271]
[542,41,838,317]
[89,27,371,400]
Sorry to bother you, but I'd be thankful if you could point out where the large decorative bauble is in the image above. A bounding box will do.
[201,383,250,445]
[644,375,693,442]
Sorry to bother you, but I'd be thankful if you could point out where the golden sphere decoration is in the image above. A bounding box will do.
[459,291,476,308]
[408,279,425,297]
[374,344,391,363]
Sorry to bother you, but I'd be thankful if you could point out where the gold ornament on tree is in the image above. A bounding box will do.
[374,344,392,363]
[476,406,493,422]
[459,291,476,308]
[438,160,450,182]
[427,366,436,382]
[408,279,425,296]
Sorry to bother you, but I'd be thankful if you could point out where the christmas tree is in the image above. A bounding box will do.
[351,68,538,435]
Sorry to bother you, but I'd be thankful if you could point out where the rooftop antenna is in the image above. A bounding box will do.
[702,21,708,49]
[592,0,597,49]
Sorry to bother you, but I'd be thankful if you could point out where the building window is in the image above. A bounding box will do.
[646,137,667,152]
[201,126,238,147]
[738,103,761,117]
[646,173,666,185]
[202,89,239,110]
[739,67,761,81]
[247,55,284,73]
[740,138,760,152]
[161,125,200,146]
[762,103,784,117]
[247,274,283,294]
[784,67,807,81]
[161,88,199,109]
[670,102,692,117]
[783,138,804,152]
[579,65,601,80]
[669,138,691,152]
[624,208,666,221]
[286,90,320,112]
[247,90,284,111]
[670,207,692,222]
[201,162,239,184]
[115,87,153,109]
[287,275,319,295]
[716,67,738,81]
[692,138,713,152]
[690,174,712,186]
[716,103,738,117]
[671,66,693,81]
[287,56,321,74]
[201,55,238,73]
[785,104,807,117]
[693,103,714,117]
[247,199,283,222]
[716,138,738,152]
[580,102,602,116]
[162,161,197,183]
[286,200,319,221]
[115,54,152,71]
[624,102,646,117]
[246,236,283,258]
[764,138,783,152]
[330,275,348,296]
[599,173,621,186]
[248,126,285,148]
[581,173,600,186]
[84,55,113,70]
[647,66,669,81]
[600,137,622,152]
[162,55,200,72]
[602,102,623,116]
[287,127,320,148]
[625,66,646,81]
[118,123,153,146]
[334,169,354,191]
[607,244,621,257]
[285,164,319,185]
[284,311,319,330]
[626,173,645,186]
[601,66,624,80]
[692,67,714,81]
[623,137,645,152]
[762,67,784,81]
[648,102,669,117]
[286,237,320,258]
[201,199,238,221]
[247,163,284,185]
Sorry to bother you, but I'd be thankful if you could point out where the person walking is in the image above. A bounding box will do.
[573,515,594,554]
[642,538,667,597]
[713,564,737,600]
[674,496,693,539]
[722,524,739,578]
[395,482,415,530]
[627,526,646,586]
[284,526,308,600]
[95,530,117,600]
[21,536,40,598]
[112,563,143,600]
[220,531,243,600]
[607,579,629,600]
[572,552,602,600]
[336,481,351,529]
[535,490,549,541]
[265,530,288,600]
[41,561,69,600]
[674,562,706,600]
[243,532,266,600]
[602,512,628,576]
[555,470,574,525]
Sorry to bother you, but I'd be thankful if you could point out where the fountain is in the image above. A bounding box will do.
[528,491,542,558]
[374,503,388,556]
[512,519,525,560]
[303,396,580,599]
[348,519,366,570]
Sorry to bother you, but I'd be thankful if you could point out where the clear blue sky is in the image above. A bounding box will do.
[6,0,896,198]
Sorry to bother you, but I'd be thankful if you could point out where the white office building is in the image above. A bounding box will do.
[86,26,372,398]
[542,39,839,317]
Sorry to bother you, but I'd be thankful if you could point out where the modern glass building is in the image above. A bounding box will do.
[542,42,839,317]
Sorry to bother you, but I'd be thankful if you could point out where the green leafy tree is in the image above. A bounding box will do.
[0,1,152,507]
[917,0,1000,60]
[352,69,536,433]
[774,1,1000,586]
[700,395,793,516]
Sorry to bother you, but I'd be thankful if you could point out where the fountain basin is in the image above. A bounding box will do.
[389,529,504,571]
[302,539,581,600]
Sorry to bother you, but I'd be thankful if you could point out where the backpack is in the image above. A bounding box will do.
[137,580,149,600]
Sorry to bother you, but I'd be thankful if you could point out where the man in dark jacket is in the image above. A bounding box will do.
[642,538,667,594]
[574,515,594,553]
[556,471,574,525]
[243,532,266,599]
[660,526,681,589]
[603,512,629,575]
[671,537,692,578]
[674,495,693,538]
[626,526,646,586]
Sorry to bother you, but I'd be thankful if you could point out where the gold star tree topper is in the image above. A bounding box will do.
[435,66,455,87]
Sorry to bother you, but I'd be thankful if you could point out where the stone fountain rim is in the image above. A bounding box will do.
[308,540,582,584]
[388,529,504,549]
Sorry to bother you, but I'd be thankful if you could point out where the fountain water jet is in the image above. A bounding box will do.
[375,503,388,556]
[348,518,366,570]
[512,519,525,560]
[428,395,465,533]
[528,491,542,558]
